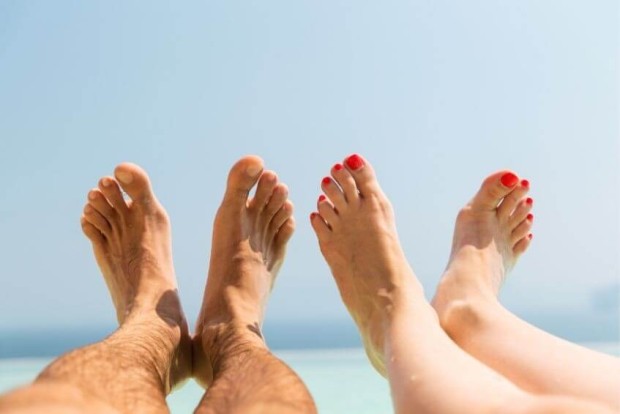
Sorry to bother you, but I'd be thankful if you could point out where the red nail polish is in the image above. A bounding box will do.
[527,213,534,221]
[500,172,519,187]
[345,154,364,170]
[318,195,326,202]
[334,163,343,171]
[526,197,533,205]
[322,177,331,185]
[521,179,529,188]
[528,233,533,240]
[310,212,318,220]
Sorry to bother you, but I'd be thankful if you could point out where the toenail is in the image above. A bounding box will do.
[521,179,529,188]
[88,192,97,200]
[333,163,343,171]
[84,205,93,213]
[345,154,364,170]
[246,164,262,178]
[526,197,533,205]
[318,195,326,202]
[527,213,534,221]
[115,170,133,184]
[102,178,113,187]
[310,212,318,220]
[500,172,519,187]
[528,233,533,240]
[322,177,331,185]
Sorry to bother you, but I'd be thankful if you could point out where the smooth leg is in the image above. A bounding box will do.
[0,163,191,414]
[432,171,620,410]
[311,155,614,414]
[193,156,316,414]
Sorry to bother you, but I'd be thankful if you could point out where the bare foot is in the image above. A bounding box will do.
[432,171,534,335]
[80,163,191,391]
[193,156,295,388]
[310,154,423,376]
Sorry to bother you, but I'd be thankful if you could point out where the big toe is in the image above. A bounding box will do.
[114,162,156,206]
[471,170,521,211]
[223,155,264,205]
[343,153,382,198]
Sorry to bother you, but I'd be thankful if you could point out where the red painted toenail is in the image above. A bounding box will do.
[318,195,326,202]
[322,177,331,185]
[521,179,529,188]
[334,163,343,171]
[345,154,364,170]
[310,212,318,220]
[528,233,533,240]
[526,197,533,205]
[527,213,534,221]
[500,172,519,187]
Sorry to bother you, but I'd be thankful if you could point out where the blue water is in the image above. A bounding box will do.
[1,344,618,414]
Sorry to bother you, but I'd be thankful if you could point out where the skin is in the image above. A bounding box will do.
[0,158,316,414]
[192,156,317,414]
[310,154,615,414]
[432,171,620,411]
[0,162,192,414]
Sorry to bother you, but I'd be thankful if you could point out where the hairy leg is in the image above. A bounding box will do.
[310,154,614,414]
[0,164,191,414]
[432,172,620,410]
[193,156,316,414]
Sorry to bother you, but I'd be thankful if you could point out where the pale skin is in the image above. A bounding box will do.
[310,154,617,414]
[1,155,617,414]
[0,159,316,414]
[432,171,620,411]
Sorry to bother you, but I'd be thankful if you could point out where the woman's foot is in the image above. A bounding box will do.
[80,163,191,391]
[310,154,424,376]
[432,171,534,337]
[193,156,295,388]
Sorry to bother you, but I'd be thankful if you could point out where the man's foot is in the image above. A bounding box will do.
[432,171,534,336]
[80,163,191,391]
[310,154,423,376]
[193,156,295,388]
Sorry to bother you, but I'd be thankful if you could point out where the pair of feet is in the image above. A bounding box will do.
[80,154,533,389]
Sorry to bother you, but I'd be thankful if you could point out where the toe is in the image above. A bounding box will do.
[260,184,288,229]
[87,189,115,218]
[249,171,278,211]
[508,197,533,229]
[273,217,296,256]
[317,195,339,227]
[83,204,112,236]
[80,216,105,246]
[511,215,533,245]
[321,176,347,210]
[269,201,294,230]
[268,201,294,242]
[470,170,520,211]
[223,155,264,207]
[343,154,382,198]
[114,163,157,207]
[98,177,129,214]
[497,179,530,220]
[310,212,331,239]
[331,163,359,205]
[513,234,533,255]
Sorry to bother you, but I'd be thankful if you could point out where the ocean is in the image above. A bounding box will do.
[0,344,618,413]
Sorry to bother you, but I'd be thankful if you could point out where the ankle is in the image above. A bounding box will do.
[434,292,498,341]
[193,320,266,387]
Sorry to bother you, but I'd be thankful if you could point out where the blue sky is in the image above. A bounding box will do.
[0,1,618,341]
